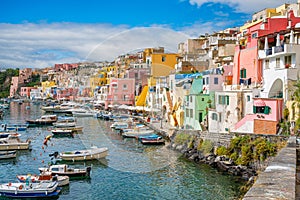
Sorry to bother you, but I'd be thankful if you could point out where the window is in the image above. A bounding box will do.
[252,32,258,39]
[190,96,193,103]
[203,78,205,85]
[190,109,193,118]
[247,95,251,102]
[285,55,292,67]
[212,113,218,121]
[265,60,269,69]
[206,77,209,84]
[186,109,189,117]
[162,56,166,62]
[135,73,138,79]
[218,95,229,105]
[240,69,246,78]
[253,106,270,114]
[123,84,127,90]
[276,58,280,68]
[214,77,218,84]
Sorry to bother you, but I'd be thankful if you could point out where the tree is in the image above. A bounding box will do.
[292,80,300,133]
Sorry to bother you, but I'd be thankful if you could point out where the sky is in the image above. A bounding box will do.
[0,0,290,68]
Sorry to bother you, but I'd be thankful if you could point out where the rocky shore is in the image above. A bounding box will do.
[167,140,257,181]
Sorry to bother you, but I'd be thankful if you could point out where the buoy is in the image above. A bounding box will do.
[42,160,44,163]
[33,158,36,160]
[42,146,44,150]
[40,153,42,156]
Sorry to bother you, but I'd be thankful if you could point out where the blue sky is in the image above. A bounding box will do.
[0,0,289,68]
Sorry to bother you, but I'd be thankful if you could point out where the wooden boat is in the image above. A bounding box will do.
[0,132,21,139]
[140,135,165,145]
[26,115,58,126]
[110,122,129,130]
[0,181,61,198]
[0,150,17,159]
[59,147,108,161]
[5,124,28,131]
[17,172,69,186]
[51,129,73,137]
[122,130,154,138]
[0,136,30,150]
[53,116,76,128]
[60,126,83,133]
[38,164,91,179]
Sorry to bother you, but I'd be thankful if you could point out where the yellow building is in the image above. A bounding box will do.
[148,53,179,87]
[41,81,56,92]
[89,72,107,91]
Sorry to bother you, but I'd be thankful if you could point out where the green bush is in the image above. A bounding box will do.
[199,140,213,154]
[216,146,227,156]
[174,132,191,145]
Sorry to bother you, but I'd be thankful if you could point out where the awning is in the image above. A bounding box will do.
[254,99,266,107]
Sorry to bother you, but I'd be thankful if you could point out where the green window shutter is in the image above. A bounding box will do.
[243,69,246,78]
[240,69,243,78]
[264,106,270,114]
[226,96,229,105]
[253,106,257,113]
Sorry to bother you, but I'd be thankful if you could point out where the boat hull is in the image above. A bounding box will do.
[60,147,108,161]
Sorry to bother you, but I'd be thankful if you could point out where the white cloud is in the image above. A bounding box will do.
[0,23,190,68]
[188,0,289,13]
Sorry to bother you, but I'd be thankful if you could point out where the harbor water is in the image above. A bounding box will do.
[0,102,246,200]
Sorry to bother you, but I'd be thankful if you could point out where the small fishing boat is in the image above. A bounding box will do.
[57,126,83,133]
[0,150,17,159]
[0,181,61,198]
[59,146,108,161]
[51,129,73,137]
[0,136,30,150]
[17,172,69,186]
[122,130,154,138]
[5,124,28,131]
[26,115,58,126]
[38,164,91,179]
[139,135,165,145]
[0,132,21,139]
[110,122,129,130]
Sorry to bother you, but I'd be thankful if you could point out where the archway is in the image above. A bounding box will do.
[268,79,283,98]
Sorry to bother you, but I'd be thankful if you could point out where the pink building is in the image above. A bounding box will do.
[19,68,33,84]
[56,88,78,101]
[126,67,149,95]
[9,77,19,97]
[105,78,135,109]
[233,10,300,86]
[20,87,36,98]
[54,63,78,72]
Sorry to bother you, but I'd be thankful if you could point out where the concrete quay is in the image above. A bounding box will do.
[243,136,297,200]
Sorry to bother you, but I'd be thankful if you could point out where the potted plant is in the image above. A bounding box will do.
[285,63,291,68]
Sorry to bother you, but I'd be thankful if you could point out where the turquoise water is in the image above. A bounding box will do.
[0,102,245,200]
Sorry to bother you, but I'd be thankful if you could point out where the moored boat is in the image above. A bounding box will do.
[122,130,155,138]
[0,136,30,150]
[59,146,108,161]
[17,172,69,186]
[5,124,28,131]
[0,181,61,198]
[38,164,91,179]
[26,115,58,126]
[0,150,17,159]
[51,129,73,137]
[139,135,165,145]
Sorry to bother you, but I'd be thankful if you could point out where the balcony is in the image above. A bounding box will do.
[258,43,300,59]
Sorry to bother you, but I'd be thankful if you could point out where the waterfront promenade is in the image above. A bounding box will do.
[145,119,299,199]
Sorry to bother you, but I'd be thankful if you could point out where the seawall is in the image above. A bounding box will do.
[243,136,297,200]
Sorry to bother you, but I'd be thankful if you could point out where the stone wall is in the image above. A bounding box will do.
[243,136,297,200]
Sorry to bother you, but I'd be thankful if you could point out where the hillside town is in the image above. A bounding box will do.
[7,2,300,137]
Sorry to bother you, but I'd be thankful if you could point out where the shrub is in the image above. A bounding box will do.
[199,140,213,154]
[174,132,191,145]
[216,146,227,156]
